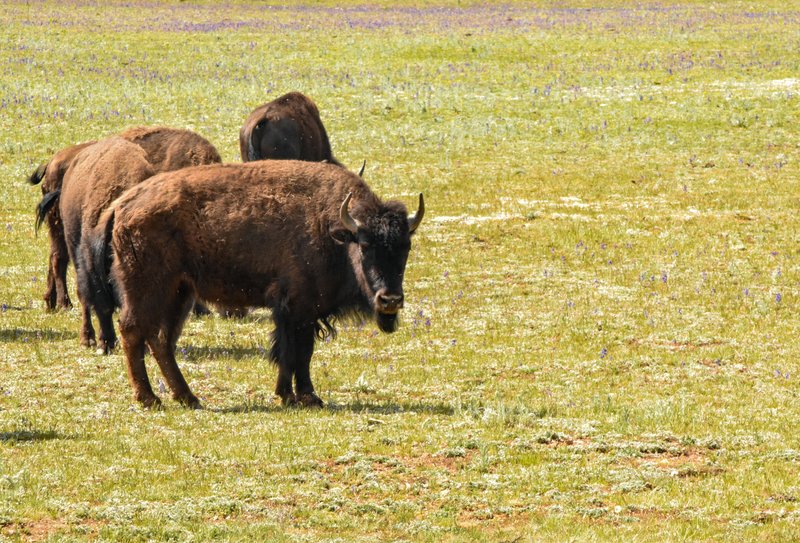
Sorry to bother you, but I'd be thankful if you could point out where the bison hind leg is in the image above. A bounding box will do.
[118,313,160,408]
[147,282,200,408]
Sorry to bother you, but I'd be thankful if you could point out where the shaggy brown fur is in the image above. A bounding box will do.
[32,127,222,316]
[90,160,423,408]
[239,92,342,166]
[119,125,222,171]
[55,127,221,352]
[29,141,96,309]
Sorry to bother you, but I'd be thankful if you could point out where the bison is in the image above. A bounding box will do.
[239,92,343,166]
[88,160,424,408]
[37,127,222,353]
[32,127,223,317]
[29,141,96,310]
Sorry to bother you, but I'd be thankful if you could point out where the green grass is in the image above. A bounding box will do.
[2,1,800,541]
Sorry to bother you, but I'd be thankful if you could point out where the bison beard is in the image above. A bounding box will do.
[93,160,423,408]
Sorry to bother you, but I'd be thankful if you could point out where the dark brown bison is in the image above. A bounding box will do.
[240,92,342,166]
[88,160,423,408]
[32,127,224,315]
[40,127,221,353]
[29,141,96,310]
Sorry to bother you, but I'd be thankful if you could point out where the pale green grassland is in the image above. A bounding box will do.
[1,1,799,541]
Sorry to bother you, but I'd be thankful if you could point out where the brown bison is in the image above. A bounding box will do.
[88,160,424,408]
[29,141,96,310]
[240,92,342,166]
[32,127,223,315]
[38,127,221,353]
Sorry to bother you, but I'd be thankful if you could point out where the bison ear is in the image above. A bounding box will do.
[329,226,355,245]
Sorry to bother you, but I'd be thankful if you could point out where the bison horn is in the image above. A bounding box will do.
[358,160,366,177]
[408,193,425,233]
[340,192,360,233]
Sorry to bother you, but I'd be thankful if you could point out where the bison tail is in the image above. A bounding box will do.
[315,317,337,341]
[28,162,48,185]
[87,208,119,311]
[35,189,60,235]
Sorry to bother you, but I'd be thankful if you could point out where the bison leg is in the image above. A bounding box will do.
[148,338,199,408]
[75,263,100,349]
[51,230,72,310]
[95,307,116,355]
[79,303,97,348]
[119,315,160,408]
[42,219,62,310]
[43,215,72,310]
[43,264,57,310]
[147,286,199,408]
[72,259,99,348]
[270,316,298,405]
[293,325,323,408]
[270,318,321,407]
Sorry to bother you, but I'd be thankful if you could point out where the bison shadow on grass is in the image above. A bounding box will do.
[0,327,77,343]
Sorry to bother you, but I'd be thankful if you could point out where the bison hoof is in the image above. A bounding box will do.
[81,337,97,348]
[176,393,202,409]
[280,393,298,407]
[138,394,163,410]
[58,298,73,310]
[96,342,116,356]
[297,392,324,408]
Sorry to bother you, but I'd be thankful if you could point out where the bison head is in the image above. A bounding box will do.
[339,192,424,333]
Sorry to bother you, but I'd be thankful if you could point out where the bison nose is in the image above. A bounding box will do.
[376,292,404,314]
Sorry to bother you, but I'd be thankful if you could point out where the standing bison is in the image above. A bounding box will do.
[239,92,342,165]
[89,160,424,408]
[32,127,222,320]
[29,141,96,310]
[37,127,221,352]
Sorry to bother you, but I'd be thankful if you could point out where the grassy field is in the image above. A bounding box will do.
[1,1,800,541]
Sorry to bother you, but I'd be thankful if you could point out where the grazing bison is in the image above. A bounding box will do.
[240,92,342,166]
[29,141,96,310]
[89,160,423,408]
[40,127,221,353]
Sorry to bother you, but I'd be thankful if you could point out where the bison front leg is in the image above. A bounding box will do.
[270,319,296,406]
[270,319,322,406]
[293,325,323,408]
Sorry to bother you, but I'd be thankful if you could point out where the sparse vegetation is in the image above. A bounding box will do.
[1,1,799,541]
